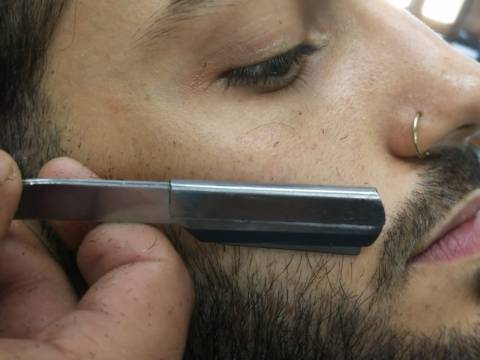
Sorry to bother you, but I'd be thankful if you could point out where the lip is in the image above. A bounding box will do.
[410,189,480,263]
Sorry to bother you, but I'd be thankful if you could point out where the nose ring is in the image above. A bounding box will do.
[412,112,430,159]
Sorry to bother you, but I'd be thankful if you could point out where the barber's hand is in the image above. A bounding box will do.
[0,150,194,360]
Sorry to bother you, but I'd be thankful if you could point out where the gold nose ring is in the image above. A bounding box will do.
[412,112,430,159]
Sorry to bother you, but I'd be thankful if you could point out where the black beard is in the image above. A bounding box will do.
[179,146,480,360]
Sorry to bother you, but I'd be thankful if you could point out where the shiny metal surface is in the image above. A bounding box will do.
[171,180,381,227]
[17,179,171,223]
[16,179,385,254]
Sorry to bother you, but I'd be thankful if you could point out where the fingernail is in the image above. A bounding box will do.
[0,151,14,185]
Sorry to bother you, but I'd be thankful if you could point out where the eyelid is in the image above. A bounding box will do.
[222,44,317,76]
[219,43,320,92]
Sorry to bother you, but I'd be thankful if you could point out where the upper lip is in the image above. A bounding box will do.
[411,189,480,260]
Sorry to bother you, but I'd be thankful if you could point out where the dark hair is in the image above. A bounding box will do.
[0,0,67,176]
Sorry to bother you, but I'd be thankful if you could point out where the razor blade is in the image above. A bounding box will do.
[15,179,385,255]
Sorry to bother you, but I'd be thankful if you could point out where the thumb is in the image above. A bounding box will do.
[0,150,22,240]
[38,224,194,360]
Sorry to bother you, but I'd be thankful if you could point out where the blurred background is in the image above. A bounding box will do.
[387,0,480,61]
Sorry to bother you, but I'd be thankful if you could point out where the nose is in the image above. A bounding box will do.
[383,8,480,158]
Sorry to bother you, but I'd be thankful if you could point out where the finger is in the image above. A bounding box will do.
[38,224,194,360]
[0,221,77,338]
[38,157,99,250]
[0,150,22,240]
[0,339,63,360]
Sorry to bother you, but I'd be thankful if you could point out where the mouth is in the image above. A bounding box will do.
[411,189,480,265]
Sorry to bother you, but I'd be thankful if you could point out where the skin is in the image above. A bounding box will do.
[2,0,480,357]
[0,151,193,359]
[46,0,480,334]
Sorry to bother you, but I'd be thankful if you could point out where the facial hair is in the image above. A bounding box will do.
[179,146,480,360]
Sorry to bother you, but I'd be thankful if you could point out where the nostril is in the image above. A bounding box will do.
[469,131,480,148]
[458,124,479,131]
[459,123,480,142]
[427,124,480,155]
[387,111,480,160]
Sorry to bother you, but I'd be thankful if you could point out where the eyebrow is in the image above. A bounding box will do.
[134,0,235,49]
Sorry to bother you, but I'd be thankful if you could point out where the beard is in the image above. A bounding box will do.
[178,146,480,360]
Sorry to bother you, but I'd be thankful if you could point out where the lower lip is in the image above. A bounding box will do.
[413,211,480,264]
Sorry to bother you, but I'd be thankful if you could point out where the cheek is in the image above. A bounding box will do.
[59,93,170,179]
[225,121,307,183]
[103,96,132,115]
[148,106,365,185]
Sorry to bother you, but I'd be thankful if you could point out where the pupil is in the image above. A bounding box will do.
[268,56,293,77]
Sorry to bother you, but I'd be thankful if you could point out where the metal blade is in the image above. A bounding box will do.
[16,179,171,223]
[16,179,385,254]
[170,180,384,244]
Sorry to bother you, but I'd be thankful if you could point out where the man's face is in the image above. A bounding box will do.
[42,0,480,357]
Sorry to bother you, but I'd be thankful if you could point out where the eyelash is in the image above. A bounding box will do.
[220,44,319,93]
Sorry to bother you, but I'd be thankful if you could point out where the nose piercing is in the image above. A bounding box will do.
[412,112,430,159]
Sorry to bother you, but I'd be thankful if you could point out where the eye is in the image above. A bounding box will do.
[220,44,319,93]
